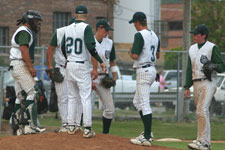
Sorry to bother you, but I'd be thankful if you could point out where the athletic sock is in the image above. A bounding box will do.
[102,116,112,134]
[139,111,152,140]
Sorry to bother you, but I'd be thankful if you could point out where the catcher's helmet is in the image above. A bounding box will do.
[17,10,42,33]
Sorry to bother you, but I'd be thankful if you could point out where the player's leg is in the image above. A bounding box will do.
[77,68,95,138]
[55,72,69,132]
[95,77,114,134]
[66,66,78,134]
[196,80,216,148]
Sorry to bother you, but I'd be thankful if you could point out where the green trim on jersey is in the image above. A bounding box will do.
[50,31,57,46]
[15,31,31,46]
[15,30,35,62]
[110,44,116,61]
[184,42,225,89]
[131,32,144,55]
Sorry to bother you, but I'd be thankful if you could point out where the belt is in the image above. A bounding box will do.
[193,78,207,82]
[67,61,85,64]
[99,73,108,75]
[75,61,84,64]
[142,64,151,68]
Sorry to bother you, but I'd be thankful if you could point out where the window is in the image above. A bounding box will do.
[154,20,168,48]
[168,21,183,31]
[0,27,9,52]
[53,12,71,31]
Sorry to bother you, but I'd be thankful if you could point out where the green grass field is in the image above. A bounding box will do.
[38,113,225,150]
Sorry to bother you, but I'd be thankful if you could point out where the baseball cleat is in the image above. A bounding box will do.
[33,126,46,133]
[188,141,211,150]
[55,125,68,133]
[130,134,152,147]
[83,129,95,138]
[74,126,83,132]
[24,125,38,134]
[67,125,76,135]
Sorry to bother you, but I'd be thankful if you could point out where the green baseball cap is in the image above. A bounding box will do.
[75,5,88,14]
[129,12,146,24]
[190,24,209,35]
[96,19,113,31]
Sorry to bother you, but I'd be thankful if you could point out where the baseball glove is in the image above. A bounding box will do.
[46,68,64,83]
[200,55,216,81]
[101,75,115,88]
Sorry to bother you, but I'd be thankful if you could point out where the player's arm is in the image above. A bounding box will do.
[16,31,36,77]
[211,45,225,73]
[84,25,107,73]
[46,31,57,69]
[129,32,144,60]
[184,56,193,99]
[156,39,160,59]
[110,44,118,81]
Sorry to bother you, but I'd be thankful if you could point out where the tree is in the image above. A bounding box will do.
[191,0,225,52]
[163,47,183,69]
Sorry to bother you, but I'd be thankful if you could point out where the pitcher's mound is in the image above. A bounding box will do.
[0,132,180,150]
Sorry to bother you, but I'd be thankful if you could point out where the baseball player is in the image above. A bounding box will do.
[9,10,46,135]
[46,25,82,133]
[91,19,117,134]
[184,24,225,150]
[128,12,160,147]
[63,5,107,138]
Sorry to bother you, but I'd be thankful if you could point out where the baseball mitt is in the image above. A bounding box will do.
[46,68,64,83]
[101,75,115,88]
[200,55,216,81]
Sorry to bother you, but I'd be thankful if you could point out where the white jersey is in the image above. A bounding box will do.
[10,26,33,60]
[189,41,215,80]
[55,26,67,66]
[95,37,113,74]
[65,22,90,62]
[133,29,159,68]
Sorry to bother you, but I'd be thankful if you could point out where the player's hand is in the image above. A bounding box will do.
[91,69,98,80]
[29,66,36,77]
[184,89,190,99]
[100,63,107,74]
[92,81,96,90]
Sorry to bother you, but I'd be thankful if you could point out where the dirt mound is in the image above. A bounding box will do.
[0,131,179,150]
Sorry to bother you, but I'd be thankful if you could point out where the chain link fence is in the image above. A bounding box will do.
[1,45,225,129]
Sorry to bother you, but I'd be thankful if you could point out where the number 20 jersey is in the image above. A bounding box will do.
[65,22,90,62]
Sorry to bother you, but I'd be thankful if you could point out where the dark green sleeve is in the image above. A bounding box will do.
[184,56,193,89]
[110,43,116,61]
[84,25,103,63]
[84,25,96,50]
[157,39,160,52]
[49,31,57,47]
[15,31,31,46]
[211,45,225,73]
[131,32,144,55]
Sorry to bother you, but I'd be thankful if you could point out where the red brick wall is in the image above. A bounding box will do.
[161,3,184,50]
[0,0,114,46]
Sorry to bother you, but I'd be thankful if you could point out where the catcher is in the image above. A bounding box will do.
[184,24,225,150]
[91,19,117,134]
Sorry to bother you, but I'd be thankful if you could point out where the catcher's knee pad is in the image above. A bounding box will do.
[26,88,35,100]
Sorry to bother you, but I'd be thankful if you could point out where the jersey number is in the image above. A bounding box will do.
[66,37,83,54]
[150,45,156,62]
